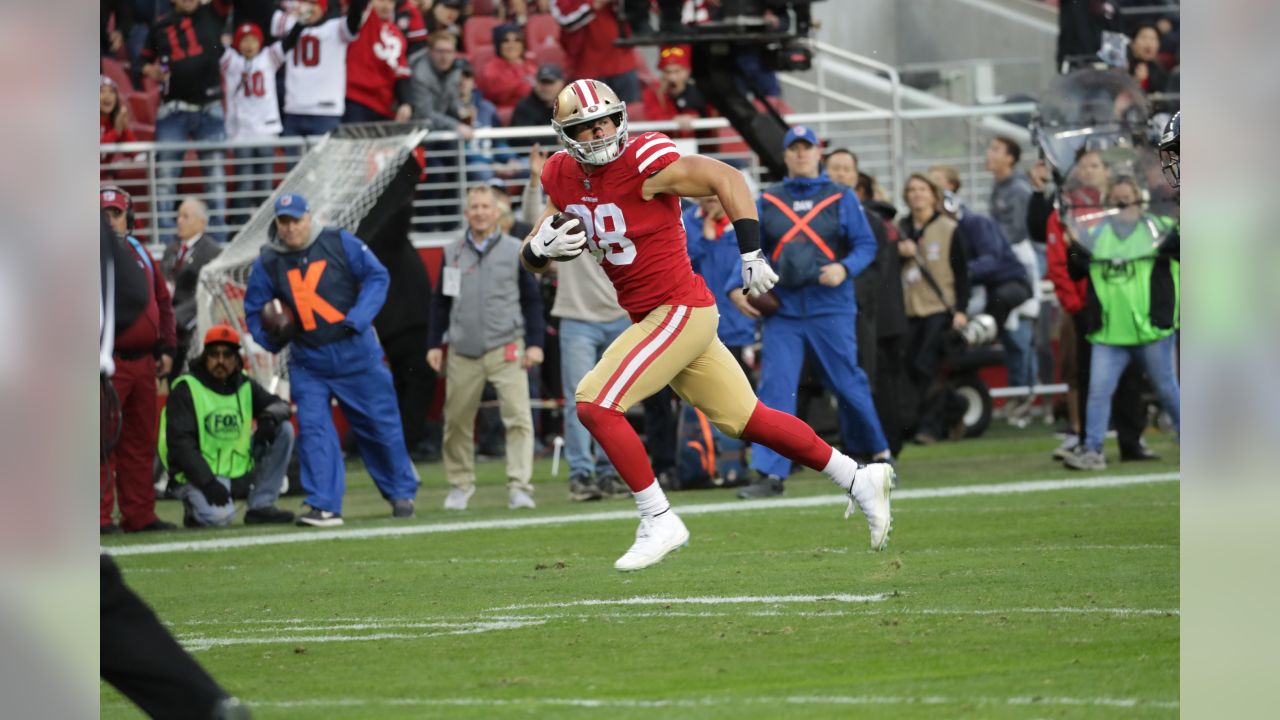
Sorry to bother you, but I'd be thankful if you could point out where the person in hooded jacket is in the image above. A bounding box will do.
[244,192,420,527]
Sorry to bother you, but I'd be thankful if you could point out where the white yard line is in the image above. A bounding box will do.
[179,620,546,651]
[222,694,1178,710]
[487,593,891,611]
[107,472,1179,557]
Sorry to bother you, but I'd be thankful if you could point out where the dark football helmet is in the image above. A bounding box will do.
[1159,111,1180,188]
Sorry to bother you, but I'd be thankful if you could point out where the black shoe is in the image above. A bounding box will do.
[569,474,603,502]
[183,503,200,528]
[245,506,296,524]
[132,519,177,532]
[737,475,785,499]
[390,499,415,519]
[597,473,630,499]
[295,506,343,528]
[1120,444,1160,462]
[100,523,123,535]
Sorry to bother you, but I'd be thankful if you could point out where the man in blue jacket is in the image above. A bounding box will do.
[245,193,420,527]
[685,196,756,372]
[731,127,890,498]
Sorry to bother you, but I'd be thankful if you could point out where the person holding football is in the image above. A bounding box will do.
[520,78,896,571]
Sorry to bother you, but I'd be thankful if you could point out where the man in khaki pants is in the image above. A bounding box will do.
[428,185,546,510]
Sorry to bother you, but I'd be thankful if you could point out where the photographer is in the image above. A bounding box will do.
[897,174,971,445]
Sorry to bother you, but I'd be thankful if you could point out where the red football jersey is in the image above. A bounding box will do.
[542,131,714,319]
[345,16,410,117]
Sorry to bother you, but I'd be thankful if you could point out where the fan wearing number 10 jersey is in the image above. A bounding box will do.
[522,78,896,571]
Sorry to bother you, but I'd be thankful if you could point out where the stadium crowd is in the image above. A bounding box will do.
[99,0,1179,533]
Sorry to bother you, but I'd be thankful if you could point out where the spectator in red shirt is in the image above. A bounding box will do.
[345,0,414,122]
[640,44,706,136]
[395,0,429,56]
[477,23,536,107]
[100,76,137,145]
[551,0,640,101]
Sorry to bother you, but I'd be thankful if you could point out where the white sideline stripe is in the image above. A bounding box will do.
[599,304,688,407]
[228,694,1178,710]
[488,593,889,611]
[107,472,1179,557]
[180,620,545,650]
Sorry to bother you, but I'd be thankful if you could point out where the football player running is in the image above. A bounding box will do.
[520,78,896,571]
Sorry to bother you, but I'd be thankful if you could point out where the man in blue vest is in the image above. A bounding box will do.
[731,126,891,498]
[159,324,297,527]
[245,192,420,527]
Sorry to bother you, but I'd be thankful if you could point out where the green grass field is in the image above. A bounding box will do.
[101,424,1179,718]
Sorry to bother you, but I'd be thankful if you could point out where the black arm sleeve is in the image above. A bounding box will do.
[248,378,291,422]
[1066,243,1092,281]
[517,267,546,349]
[346,0,369,37]
[164,382,217,489]
[394,78,413,108]
[427,281,452,349]
[280,20,306,53]
[1026,192,1052,245]
[950,232,971,313]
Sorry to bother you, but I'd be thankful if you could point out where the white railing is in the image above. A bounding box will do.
[101,103,1038,251]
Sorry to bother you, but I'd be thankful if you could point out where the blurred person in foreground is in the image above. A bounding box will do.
[522,79,894,570]
[1063,176,1179,470]
[100,187,177,534]
[100,213,249,720]
[244,192,420,526]
[428,185,545,511]
[158,325,296,527]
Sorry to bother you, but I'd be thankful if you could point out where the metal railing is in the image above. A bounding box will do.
[102,102,1043,251]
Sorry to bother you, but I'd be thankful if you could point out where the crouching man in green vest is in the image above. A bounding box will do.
[159,324,296,526]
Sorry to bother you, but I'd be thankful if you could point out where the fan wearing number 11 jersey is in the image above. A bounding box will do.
[522,78,896,571]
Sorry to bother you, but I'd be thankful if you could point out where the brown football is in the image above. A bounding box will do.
[549,212,588,261]
[746,290,780,316]
[260,298,297,343]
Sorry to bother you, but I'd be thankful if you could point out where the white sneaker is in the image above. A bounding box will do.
[844,463,894,551]
[508,488,536,510]
[443,485,475,511]
[613,511,690,572]
[1052,434,1080,460]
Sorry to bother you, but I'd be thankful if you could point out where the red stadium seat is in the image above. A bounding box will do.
[525,14,559,50]
[129,124,155,141]
[470,0,498,14]
[463,15,502,53]
[467,46,496,73]
[496,105,515,127]
[533,44,566,72]
[101,57,132,90]
[126,89,160,127]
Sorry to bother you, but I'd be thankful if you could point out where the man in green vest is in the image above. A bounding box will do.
[159,324,296,526]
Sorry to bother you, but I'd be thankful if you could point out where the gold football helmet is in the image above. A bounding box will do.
[552,79,629,166]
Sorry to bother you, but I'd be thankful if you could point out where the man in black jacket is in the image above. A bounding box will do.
[160,324,296,527]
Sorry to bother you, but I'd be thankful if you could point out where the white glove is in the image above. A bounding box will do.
[530,214,588,260]
[740,250,779,297]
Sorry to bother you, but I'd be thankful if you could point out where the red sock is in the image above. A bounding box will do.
[739,400,834,472]
[576,402,657,493]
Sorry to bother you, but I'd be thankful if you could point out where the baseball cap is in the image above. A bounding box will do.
[274,192,310,218]
[203,324,242,349]
[233,22,264,49]
[783,125,820,150]
[100,187,129,212]
[657,44,692,71]
[536,63,564,82]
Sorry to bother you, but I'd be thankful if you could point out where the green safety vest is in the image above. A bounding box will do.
[1085,214,1180,346]
[158,374,254,484]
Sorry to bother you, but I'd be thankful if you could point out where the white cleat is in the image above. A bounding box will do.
[844,463,895,551]
[613,511,690,572]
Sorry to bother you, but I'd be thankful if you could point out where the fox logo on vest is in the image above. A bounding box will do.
[204,411,243,440]
[286,260,347,331]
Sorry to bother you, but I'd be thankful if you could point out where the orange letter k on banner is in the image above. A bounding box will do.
[286,260,347,331]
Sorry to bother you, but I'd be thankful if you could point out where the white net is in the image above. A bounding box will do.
[195,127,429,397]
